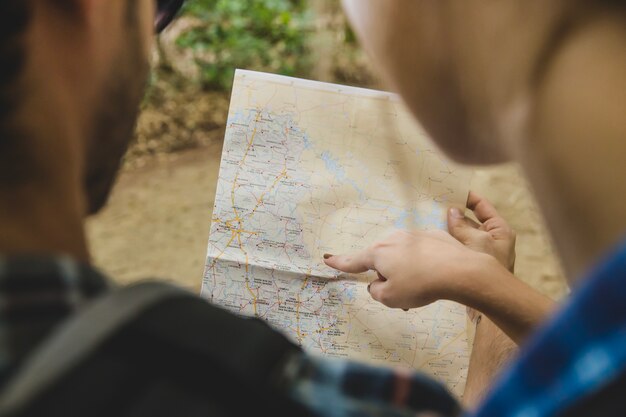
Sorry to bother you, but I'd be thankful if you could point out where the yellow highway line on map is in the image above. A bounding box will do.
[230,111,262,222]
[295,275,311,343]
[249,168,288,216]
[206,233,237,270]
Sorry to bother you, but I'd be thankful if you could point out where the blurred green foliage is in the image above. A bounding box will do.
[177,0,312,91]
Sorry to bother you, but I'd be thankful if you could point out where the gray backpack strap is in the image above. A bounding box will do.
[0,282,311,417]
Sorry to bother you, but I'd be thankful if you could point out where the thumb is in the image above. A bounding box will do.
[447,207,479,244]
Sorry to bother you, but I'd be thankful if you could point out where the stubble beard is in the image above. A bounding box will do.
[84,2,151,215]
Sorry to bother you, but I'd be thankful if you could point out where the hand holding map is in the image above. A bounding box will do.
[201,70,473,396]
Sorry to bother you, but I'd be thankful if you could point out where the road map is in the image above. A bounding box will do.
[201,70,473,396]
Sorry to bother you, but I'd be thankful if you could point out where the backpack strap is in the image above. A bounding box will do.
[0,282,312,417]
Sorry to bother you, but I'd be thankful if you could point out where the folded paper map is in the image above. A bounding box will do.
[201,70,473,396]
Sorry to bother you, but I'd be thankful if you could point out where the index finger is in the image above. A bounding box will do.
[323,247,376,274]
[467,191,501,224]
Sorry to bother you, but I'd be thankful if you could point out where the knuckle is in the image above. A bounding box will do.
[378,292,391,306]
[371,286,388,304]
[477,234,490,244]
[449,221,463,232]
[483,218,498,230]
[390,230,409,242]
[371,241,385,253]
[377,288,399,308]
[480,231,492,241]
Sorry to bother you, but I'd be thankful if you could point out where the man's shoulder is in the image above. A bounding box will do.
[0,266,309,417]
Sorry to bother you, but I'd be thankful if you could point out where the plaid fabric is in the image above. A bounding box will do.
[284,354,461,417]
[1,243,626,417]
[472,239,626,417]
[0,256,109,390]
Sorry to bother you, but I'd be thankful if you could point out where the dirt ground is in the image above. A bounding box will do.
[87,139,568,300]
[87,9,568,301]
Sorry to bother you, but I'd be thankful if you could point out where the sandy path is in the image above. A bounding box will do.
[87,144,568,300]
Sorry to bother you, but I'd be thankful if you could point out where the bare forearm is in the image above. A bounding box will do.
[453,255,557,345]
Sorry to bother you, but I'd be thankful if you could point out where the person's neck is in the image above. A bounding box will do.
[517,14,626,281]
[0,180,90,262]
[0,93,91,263]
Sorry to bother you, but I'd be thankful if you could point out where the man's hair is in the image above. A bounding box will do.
[0,1,31,182]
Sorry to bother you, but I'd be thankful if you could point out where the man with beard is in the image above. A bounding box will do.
[0,1,624,417]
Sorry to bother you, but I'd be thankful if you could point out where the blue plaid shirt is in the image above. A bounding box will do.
[1,240,625,416]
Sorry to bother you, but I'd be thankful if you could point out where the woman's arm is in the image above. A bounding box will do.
[454,255,556,344]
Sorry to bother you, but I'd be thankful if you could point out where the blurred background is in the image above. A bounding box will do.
[86,0,567,299]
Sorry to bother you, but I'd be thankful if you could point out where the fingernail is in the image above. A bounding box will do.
[367,283,371,292]
[450,208,464,218]
[323,253,333,259]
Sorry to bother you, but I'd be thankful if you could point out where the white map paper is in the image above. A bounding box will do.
[201,70,473,396]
